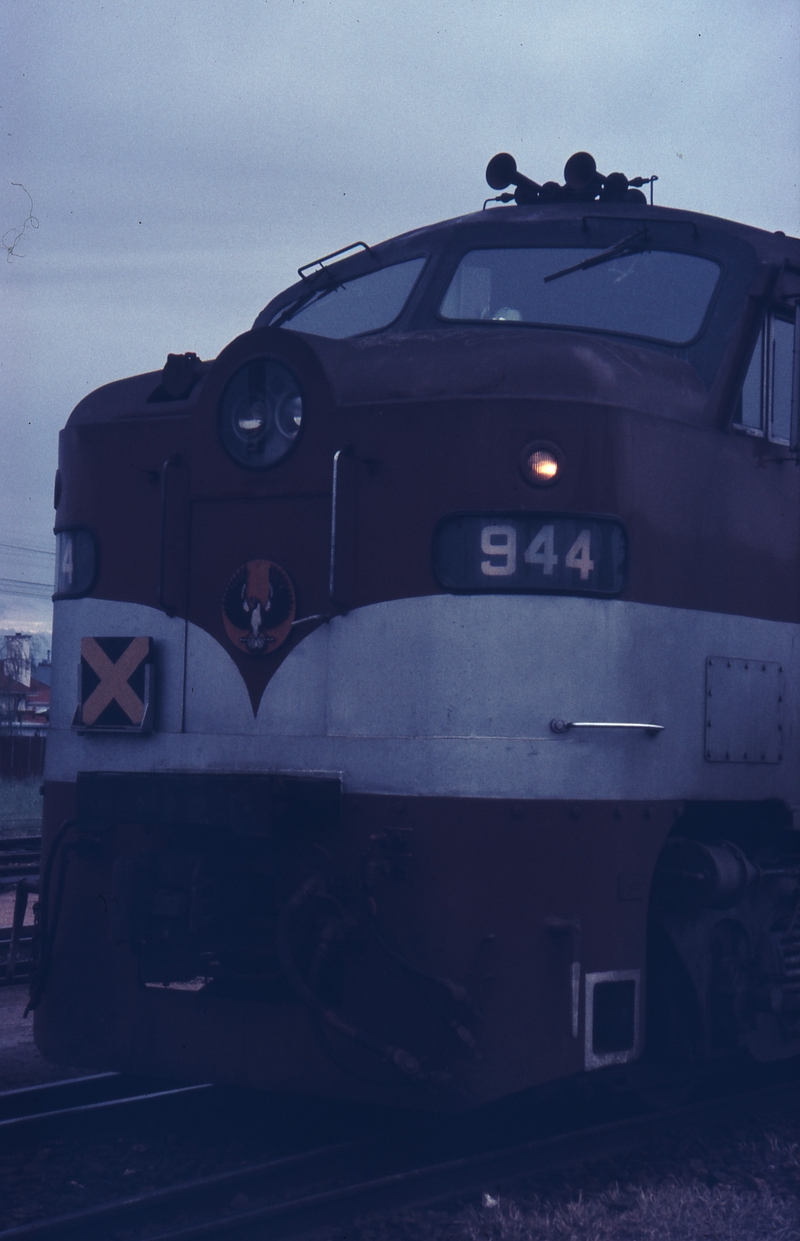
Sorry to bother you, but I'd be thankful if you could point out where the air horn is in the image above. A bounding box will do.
[485,151,656,207]
[485,152,542,205]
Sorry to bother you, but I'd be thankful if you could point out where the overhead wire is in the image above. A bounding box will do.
[0,542,55,601]
[0,542,55,557]
[0,576,54,599]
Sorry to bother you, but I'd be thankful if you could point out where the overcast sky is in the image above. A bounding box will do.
[1,0,798,634]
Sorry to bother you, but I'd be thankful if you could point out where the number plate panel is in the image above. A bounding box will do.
[433,513,627,595]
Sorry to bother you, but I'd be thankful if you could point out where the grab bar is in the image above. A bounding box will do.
[550,719,664,736]
[158,455,181,617]
[330,445,355,611]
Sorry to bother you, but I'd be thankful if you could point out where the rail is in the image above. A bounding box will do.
[0,1074,214,1141]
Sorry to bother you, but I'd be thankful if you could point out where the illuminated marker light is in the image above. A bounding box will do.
[529,450,559,480]
[520,442,563,487]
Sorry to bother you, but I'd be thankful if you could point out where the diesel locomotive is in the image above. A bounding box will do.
[33,151,800,1107]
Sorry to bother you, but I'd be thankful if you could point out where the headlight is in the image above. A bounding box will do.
[218,358,304,468]
[54,529,97,597]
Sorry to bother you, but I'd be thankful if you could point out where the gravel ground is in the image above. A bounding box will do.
[0,1089,373,1229]
[1,977,799,1238]
[1,1120,282,1228]
[328,1116,800,1241]
[1,1073,798,1236]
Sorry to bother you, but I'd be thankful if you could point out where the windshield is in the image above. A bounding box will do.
[273,256,426,338]
[439,247,721,345]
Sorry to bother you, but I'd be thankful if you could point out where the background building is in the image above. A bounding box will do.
[0,634,50,734]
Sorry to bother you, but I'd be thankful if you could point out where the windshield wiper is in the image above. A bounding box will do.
[543,228,650,284]
[270,271,343,329]
[271,240,374,329]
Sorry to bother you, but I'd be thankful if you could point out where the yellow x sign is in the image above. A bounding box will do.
[80,637,150,726]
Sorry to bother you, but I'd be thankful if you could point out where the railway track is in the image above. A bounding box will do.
[0,1072,215,1142]
[2,1074,798,1241]
[0,837,41,884]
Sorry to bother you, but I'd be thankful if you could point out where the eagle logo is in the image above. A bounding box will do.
[222,560,296,655]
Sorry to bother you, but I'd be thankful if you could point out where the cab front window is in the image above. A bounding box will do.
[439,247,721,346]
[269,256,426,339]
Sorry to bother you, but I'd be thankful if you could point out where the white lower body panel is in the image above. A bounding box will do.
[47,594,799,803]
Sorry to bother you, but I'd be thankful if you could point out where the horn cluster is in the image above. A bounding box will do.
[485,151,656,206]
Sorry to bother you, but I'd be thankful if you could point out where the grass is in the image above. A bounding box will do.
[333,1127,800,1241]
[0,777,42,836]
[454,1177,800,1240]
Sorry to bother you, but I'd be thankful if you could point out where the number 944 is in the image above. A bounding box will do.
[480,524,594,581]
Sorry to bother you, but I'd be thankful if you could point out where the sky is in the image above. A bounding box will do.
[1,0,798,635]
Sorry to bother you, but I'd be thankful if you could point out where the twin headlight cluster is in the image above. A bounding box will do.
[218,358,304,469]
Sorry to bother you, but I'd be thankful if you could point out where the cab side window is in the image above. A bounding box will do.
[735,310,798,445]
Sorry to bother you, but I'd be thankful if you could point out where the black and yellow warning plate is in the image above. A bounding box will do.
[76,637,154,732]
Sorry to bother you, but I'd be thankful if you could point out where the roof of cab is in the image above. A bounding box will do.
[253,199,800,332]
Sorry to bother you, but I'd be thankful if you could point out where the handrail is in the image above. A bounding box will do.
[550,719,664,736]
[298,241,372,280]
[329,446,353,611]
[158,456,180,617]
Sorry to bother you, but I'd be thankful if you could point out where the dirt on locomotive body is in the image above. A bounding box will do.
[32,151,800,1108]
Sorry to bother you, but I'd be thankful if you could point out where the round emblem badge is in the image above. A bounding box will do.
[222,560,296,655]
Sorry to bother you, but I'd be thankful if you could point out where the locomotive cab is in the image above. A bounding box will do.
[35,153,800,1106]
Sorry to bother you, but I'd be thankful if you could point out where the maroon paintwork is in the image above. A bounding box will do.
[56,320,800,712]
[36,199,800,1104]
[37,780,676,1106]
